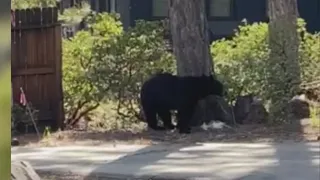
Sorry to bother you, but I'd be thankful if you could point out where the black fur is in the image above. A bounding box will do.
[140,73,224,134]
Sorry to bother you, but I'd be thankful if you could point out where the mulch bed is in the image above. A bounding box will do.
[14,121,320,147]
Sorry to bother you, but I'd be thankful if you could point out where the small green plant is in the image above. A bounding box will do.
[310,105,320,127]
[11,102,39,133]
[42,126,52,139]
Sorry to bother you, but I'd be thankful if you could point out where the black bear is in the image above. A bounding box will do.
[140,72,224,134]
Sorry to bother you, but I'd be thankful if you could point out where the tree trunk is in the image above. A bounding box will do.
[267,0,301,122]
[168,0,234,127]
[168,0,213,77]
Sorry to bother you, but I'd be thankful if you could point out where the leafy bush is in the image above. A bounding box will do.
[298,19,320,82]
[11,0,56,9]
[211,18,320,105]
[63,12,319,129]
[62,12,123,127]
[89,20,175,124]
[211,20,269,103]
[310,105,320,128]
[58,1,91,24]
[62,12,174,127]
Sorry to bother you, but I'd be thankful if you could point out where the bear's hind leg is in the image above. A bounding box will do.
[157,109,175,130]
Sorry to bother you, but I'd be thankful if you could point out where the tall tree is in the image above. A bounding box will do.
[267,0,301,122]
[168,0,234,127]
[168,0,213,77]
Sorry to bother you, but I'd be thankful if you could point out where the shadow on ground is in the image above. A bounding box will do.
[81,123,320,180]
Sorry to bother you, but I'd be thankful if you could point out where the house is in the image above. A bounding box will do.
[90,0,320,41]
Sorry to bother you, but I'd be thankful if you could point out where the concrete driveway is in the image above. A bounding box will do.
[11,142,320,180]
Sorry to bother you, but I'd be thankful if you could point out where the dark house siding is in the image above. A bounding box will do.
[89,0,319,40]
[298,0,320,33]
[128,0,320,40]
[235,0,267,22]
[98,0,109,12]
[130,0,153,26]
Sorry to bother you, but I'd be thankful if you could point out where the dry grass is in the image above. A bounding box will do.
[13,101,320,147]
[85,102,144,132]
[15,120,320,148]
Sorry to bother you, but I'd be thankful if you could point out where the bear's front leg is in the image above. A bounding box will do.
[157,109,176,130]
[144,108,166,131]
[176,107,194,134]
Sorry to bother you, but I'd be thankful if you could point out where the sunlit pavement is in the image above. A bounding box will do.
[11,142,320,180]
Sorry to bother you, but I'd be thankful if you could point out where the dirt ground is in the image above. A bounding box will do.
[14,120,320,148]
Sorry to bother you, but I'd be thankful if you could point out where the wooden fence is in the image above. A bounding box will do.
[11,7,65,131]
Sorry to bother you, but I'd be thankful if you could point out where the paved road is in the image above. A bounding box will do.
[11,142,320,180]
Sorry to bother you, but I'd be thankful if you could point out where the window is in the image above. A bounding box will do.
[152,0,169,17]
[209,0,232,17]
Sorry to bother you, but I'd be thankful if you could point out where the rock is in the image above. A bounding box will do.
[11,137,20,146]
[233,95,268,124]
[234,94,254,124]
[190,95,235,127]
[287,94,310,121]
[11,161,41,180]
[243,98,268,124]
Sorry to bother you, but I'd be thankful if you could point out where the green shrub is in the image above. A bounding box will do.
[63,13,319,128]
[58,1,91,24]
[299,20,320,83]
[211,20,269,103]
[89,20,175,124]
[310,105,320,128]
[62,12,174,127]
[11,0,56,9]
[62,12,123,127]
[211,18,320,105]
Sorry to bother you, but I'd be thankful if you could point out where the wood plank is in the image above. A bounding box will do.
[11,7,62,130]
[11,23,61,31]
[12,67,54,76]
[54,25,65,130]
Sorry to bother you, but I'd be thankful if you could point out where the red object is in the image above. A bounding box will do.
[19,90,27,106]
[11,10,15,27]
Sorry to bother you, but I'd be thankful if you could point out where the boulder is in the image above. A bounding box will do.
[287,94,310,121]
[191,95,235,127]
[243,98,268,124]
[11,137,20,146]
[11,161,41,180]
[233,95,268,124]
[233,94,254,124]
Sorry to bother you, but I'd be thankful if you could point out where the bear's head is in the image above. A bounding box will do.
[203,75,224,97]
